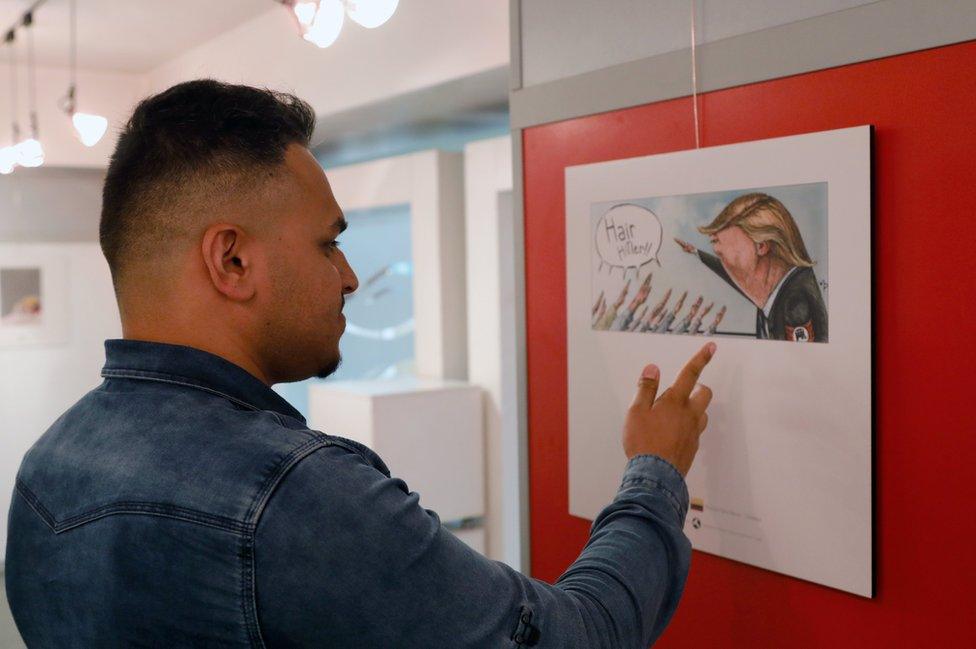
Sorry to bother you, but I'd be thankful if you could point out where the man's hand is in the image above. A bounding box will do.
[674,238,696,254]
[622,343,716,475]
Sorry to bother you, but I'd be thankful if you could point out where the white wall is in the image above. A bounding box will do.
[0,168,104,242]
[148,2,509,139]
[464,136,521,566]
[0,243,121,560]
[518,0,876,87]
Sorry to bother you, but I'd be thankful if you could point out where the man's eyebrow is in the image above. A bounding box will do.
[334,217,348,234]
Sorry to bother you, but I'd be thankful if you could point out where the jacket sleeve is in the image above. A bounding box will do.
[253,438,691,649]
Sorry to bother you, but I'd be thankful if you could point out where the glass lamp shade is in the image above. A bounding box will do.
[293,1,318,26]
[0,146,17,174]
[72,112,109,147]
[346,0,399,28]
[303,0,344,48]
[15,138,44,168]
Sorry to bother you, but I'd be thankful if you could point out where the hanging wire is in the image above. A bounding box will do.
[690,0,701,149]
[5,30,19,144]
[24,11,39,138]
[70,0,76,90]
[59,0,78,114]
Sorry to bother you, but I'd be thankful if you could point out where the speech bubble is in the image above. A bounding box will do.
[594,203,663,274]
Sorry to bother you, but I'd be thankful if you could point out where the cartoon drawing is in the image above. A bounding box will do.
[673,295,703,334]
[610,272,653,331]
[651,291,686,333]
[593,279,629,330]
[591,186,827,343]
[570,126,870,597]
[704,305,726,336]
[639,288,671,332]
[675,192,828,342]
[591,291,606,328]
[686,302,713,336]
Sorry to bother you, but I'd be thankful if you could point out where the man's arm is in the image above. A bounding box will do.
[255,346,714,648]
[254,444,689,648]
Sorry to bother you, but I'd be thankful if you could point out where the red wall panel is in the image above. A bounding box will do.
[523,41,976,647]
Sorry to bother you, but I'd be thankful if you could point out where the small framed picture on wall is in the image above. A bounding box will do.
[0,251,68,348]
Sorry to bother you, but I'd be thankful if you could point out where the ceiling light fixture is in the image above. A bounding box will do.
[302,0,344,48]
[279,0,399,48]
[60,0,107,147]
[16,11,43,168]
[346,0,399,29]
[1,30,19,175]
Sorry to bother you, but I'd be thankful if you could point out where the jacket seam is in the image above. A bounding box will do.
[101,369,261,413]
[619,476,685,520]
[240,436,334,648]
[14,479,249,535]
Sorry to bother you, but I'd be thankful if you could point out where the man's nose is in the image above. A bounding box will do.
[342,261,359,295]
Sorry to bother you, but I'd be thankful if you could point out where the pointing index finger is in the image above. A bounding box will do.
[672,342,716,400]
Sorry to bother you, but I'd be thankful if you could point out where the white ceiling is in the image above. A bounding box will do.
[0,0,275,73]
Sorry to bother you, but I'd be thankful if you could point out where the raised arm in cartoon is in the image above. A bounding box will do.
[705,305,727,336]
[651,290,687,334]
[591,292,607,328]
[687,302,713,336]
[673,295,703,334]
[611,272,653,331]
[639,288,672,332]
[594,279,631,330]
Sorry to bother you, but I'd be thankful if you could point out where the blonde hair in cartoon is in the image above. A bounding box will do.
[698,192,814,268]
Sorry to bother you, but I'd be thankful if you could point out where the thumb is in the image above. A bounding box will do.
[631,364,660,409]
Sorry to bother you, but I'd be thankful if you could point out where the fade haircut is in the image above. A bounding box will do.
[100,79,316,288]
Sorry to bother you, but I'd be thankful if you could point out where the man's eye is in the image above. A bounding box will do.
[323,240,341,251]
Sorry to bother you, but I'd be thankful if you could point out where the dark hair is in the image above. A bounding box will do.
[100,79,316,284]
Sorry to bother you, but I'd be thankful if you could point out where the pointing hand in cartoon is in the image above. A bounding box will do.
[674,238,696,254]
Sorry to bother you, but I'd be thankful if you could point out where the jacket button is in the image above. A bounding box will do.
[521,613,531,624]
[514,634,524,644]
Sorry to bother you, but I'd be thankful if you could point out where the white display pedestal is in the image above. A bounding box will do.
[308,378,485,553]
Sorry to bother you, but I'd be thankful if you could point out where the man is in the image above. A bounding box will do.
[675,192,828,342]
[5,80,715,647]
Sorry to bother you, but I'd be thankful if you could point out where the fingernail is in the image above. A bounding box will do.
[706,342,717,356]
[642,364,659,380]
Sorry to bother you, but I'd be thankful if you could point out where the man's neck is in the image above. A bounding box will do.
[727,258,789,309]
[121,320,272,385]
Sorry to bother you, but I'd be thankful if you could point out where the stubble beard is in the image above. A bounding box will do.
[315,353,342,379]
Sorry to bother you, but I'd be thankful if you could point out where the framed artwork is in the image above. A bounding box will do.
[565,126,873,596]
[0,251,68,348]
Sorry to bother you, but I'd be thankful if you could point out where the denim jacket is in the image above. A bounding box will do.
[5,339,691,648]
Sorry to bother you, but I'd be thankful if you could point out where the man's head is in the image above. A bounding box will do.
[698,192,813,275]
[101,79,358,384]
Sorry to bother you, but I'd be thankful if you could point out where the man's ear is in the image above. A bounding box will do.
[201,223,257,301]
[755,241,770,257]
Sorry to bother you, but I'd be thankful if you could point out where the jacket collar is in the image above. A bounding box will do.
[101,339,305,424]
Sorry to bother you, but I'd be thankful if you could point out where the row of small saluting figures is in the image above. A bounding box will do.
[592,272,727,336]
